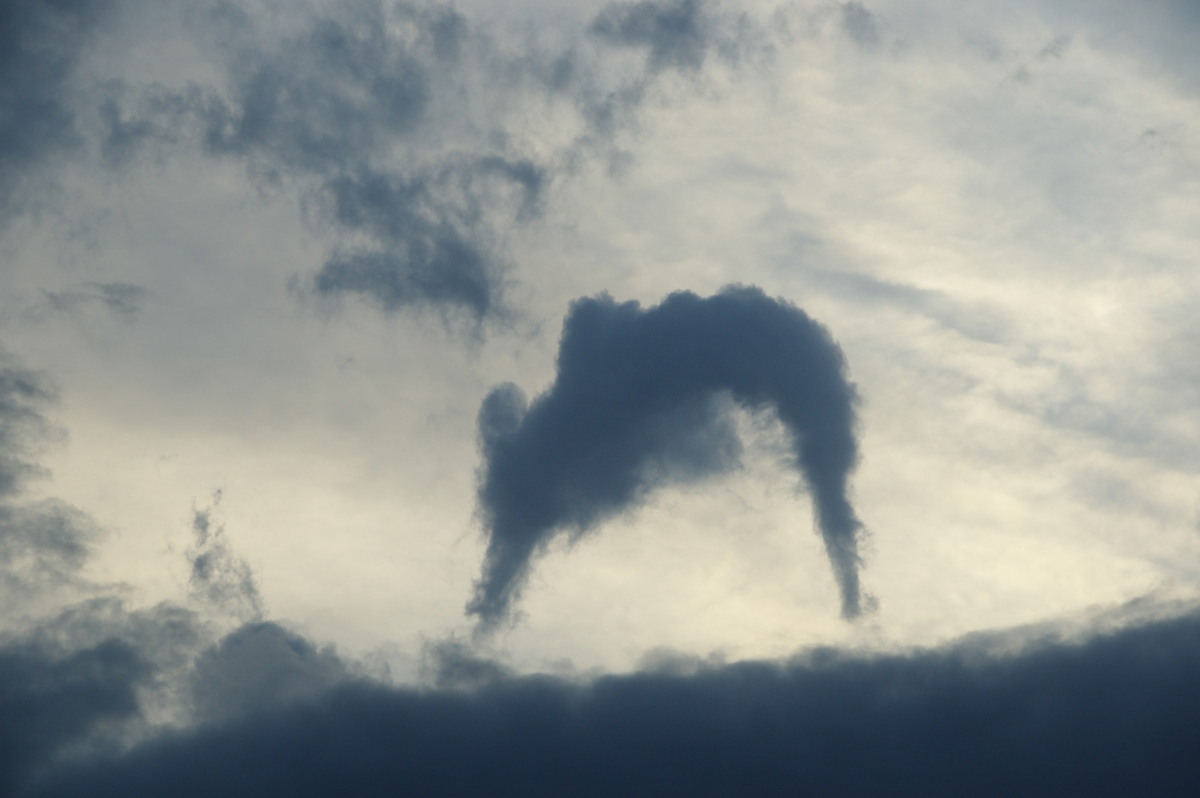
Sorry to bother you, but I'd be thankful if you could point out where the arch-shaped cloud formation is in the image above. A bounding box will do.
[470,285,866,628]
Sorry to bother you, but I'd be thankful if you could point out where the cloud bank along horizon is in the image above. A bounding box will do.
[471,285,869,629]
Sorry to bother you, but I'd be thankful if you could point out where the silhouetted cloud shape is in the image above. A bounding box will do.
[23,607,1200,797]
[470,285,865,628]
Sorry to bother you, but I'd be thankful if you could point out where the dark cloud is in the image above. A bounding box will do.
[0,356,111,627]
[0,501,99,599]
[187,495,264,625]
[0,594,221,798]
[0,637,148,796]
[188,2,514,319]
[0,352,280,795]
[189,622,351,725]
[591,0,710,72]
[567,0,772,162]
[22,606,1200,797]
[195,2,430,177]
[93,0,552,321]
[0,358,58,498]
[309,159,543,320]
[470,285,866,628]
[91,0,786,321]
[0,0,113,226]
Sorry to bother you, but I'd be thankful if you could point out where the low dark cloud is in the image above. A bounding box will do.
[0,637,148,796]
[21,606,1200,797]
[0,0,113,227]
[470,285,866,628]
[189,622,352,726]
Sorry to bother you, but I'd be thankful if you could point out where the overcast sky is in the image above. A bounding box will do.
[2,0,1199,794]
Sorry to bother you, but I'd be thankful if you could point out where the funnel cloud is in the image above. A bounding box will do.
[470,285,866,628]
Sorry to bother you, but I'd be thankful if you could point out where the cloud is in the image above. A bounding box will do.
[0,636,148,796]
[0,501,100,602]
[0,349,267,794]
[3,1,1199,794]
[38,283,150,322]
[21,604,1200,797]
[0,0,113,227]
[470,285,867,628]
[188,622,352,725]
[186,494,264,626]
[839,1,880,49]
[590,0,710,72]
[90,0,783,323]
[307,159,542,320]
[91,0,542,320]
[192,1,524,320]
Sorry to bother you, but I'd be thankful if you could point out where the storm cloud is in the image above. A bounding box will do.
[471,285,866,628]
[22,605,1200,797]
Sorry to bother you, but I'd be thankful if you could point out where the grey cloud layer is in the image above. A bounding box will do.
[22,606,1200,797]
[88,0,784,321]
[3,1,1199,795]
[0,352,186,795]
[0,0,113,226]
[80,0,684,320]
[471,286,866,626]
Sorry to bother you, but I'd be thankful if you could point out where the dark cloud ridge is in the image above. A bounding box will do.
[23,606,1200,797]
[471,285,866,629]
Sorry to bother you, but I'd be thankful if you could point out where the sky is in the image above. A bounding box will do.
[1,0,1199,794]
